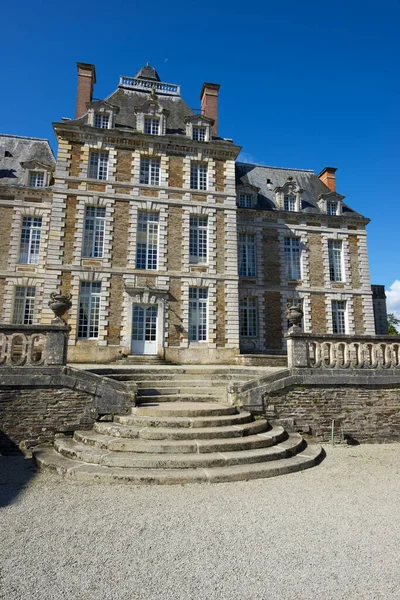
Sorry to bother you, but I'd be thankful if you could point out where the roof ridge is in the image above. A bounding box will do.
[236,161,314,173]
[0,133,51,142]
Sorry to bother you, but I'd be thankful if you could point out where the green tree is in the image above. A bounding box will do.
[387,313,400,336]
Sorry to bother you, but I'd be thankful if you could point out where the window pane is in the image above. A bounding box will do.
[192,126,206,141]
[19,216,42,264]
[136,211,159,270]
[240,297,258,337]
[190,162,208,190]
[239,233,256,277]
[140,157,160,185]
[144,118,160,135]
[284,196,296,211]
[94,113,109,129]
[332,300,346,334]
[239,194,253,208]
[189,216,208,264]
[189,287,208,341]
[328,240,343,281]
[29,172,45,188]
[83,207,106,258]
[88,152,108,180]
[13,286,36,325]
[284,237,301,280]
[78,282,101,339]
[327,202,337,215]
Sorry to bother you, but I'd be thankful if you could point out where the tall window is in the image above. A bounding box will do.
[88,151,109,180]
[29,171,45,188]
[192,126,206,141]
[190,162,208,190]
[332,300,346,334]
[144,118,160,135]
[140,157,160,185]
[239,233,256,277]
[13,286,36,325]
[189,215,208,264]
[189,287,208,341]
[284,195,296,211]
[82,207,106,258]
[136,212,159,270]
[78,282,101,339]
[284,237,301,280]
[18,216,42,264]
[240,298,258,337]
[327,201,338,216]
[328,240,343,281]
[239,194,253,208]
[94,113,109,129]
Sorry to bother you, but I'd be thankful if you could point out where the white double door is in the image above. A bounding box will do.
[131,304,158,355]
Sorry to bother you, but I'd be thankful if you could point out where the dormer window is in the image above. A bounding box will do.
[239,194,253,208]
[284,195,296,211]
[192,126,206,142]
[29,171,45,188]
[327,201,338,216]
[144,117,160,135]
[94,113,110,129]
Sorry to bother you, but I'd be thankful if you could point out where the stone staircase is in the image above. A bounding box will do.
[33,402,323,484]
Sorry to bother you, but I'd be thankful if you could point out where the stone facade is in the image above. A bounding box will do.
[0,65,381,364]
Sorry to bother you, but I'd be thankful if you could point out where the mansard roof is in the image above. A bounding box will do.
[236,162,365,218]
[134,64,161,81]
[0,134,55,187]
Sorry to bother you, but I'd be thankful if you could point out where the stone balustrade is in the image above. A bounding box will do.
[286,330,400,369]
[119,76,181,96]
[0,323,70,367]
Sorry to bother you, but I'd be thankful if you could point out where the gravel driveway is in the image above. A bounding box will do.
[1,443,400,600]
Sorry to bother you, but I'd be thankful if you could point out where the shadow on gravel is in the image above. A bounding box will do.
[0,433,37,508]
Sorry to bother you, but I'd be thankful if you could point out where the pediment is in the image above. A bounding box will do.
[318,191,345,202]
[184,114,214,126]
[20,159,54,171]
[237,183,260,194]
[87,99,120,113]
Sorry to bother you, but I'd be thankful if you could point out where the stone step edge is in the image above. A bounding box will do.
[114,412,253,428]
[33,443,323,485]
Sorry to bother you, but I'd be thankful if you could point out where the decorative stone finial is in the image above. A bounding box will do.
[150,87,157,101]
[48,292,72,323]
[286,302,303,330]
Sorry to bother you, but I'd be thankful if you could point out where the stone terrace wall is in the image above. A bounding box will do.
[0,366,134,452]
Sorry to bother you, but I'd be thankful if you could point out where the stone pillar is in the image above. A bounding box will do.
[45,325,70,366]
[286,331,309,368]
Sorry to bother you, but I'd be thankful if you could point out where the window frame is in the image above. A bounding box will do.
[328,239,344,282]
[332,300,347,334]
[284,195,296,211]
[94,113,110,129]
[77,282,102,340]
[188,287,208,342]
[144,117,160,135]
[18,216,42,265]
[12,286,36,325]
[192,126,207,141]
[82,206,106,259]
[28,171,45,188]
[284,237,301,280]
[136,211,159,270]
[239,233,256,278]
[240,297,258,338]
[190,162,208,191]
[88,151,109,181]
[239,194,253,208]
[189,215,208,264]
[327,201,338,216]
[140,157,161,186]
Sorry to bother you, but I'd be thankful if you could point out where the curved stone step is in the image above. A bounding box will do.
[114,412,253,429]
[136,387,225,397]
[33,442,323,484]
[137,394,225,403]
[93,419,268,440]
[74,426,286,453]
[54,433,305,469]
[134,403,238,418]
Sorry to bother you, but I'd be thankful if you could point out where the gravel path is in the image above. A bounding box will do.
[1,444,400,600]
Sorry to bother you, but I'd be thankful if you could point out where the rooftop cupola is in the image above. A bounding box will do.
[134,63,161,82]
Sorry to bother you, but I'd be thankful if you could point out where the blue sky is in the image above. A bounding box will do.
[2,0,399,310]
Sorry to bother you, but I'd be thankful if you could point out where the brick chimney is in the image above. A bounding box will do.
[200,82,220,136]
[75,62,96,119]
[318,167,337,192]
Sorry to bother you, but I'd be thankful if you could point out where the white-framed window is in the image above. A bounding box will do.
[332,300,347,334]
[239,233,256,277]
[29,171,45,188]
[239,194,253,208]
[189,215,208,264]
[188,287,208,341]
[286,298,303,330]
[192,126,206,141]
[144,117,160,135]
[94,113,110,129]
[136,211,159,270]
[78,282,101,339]
[82,207,106,258]
[284,195,296,211]
[190,162,208,191]
[240,297,258,337]
[284,237,301,280]
[18,216,42,264]
[140,157,160,185]
[88,151,109,180]
[327,201,338,216]
[328,240,343,282]
[13,286,36,325]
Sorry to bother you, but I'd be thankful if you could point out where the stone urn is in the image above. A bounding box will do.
[48,292,72,323]
[286,302,303,330]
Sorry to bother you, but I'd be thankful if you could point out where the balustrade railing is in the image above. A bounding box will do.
[0,324,69,367]
[286,331,400,369]
[119,76,181,96]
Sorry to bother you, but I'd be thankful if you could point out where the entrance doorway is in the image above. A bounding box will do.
[131,305,157,354]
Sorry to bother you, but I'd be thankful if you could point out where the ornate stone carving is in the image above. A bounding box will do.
[48,292,72,323]
[286,302,304,330]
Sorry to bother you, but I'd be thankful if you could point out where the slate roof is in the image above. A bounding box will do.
[0,134,55,187]
[236,162,365,218]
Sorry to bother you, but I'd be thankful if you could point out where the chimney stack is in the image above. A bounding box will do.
[200,82,220,136]
[318,167,337,192]
[75,62,96,119]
